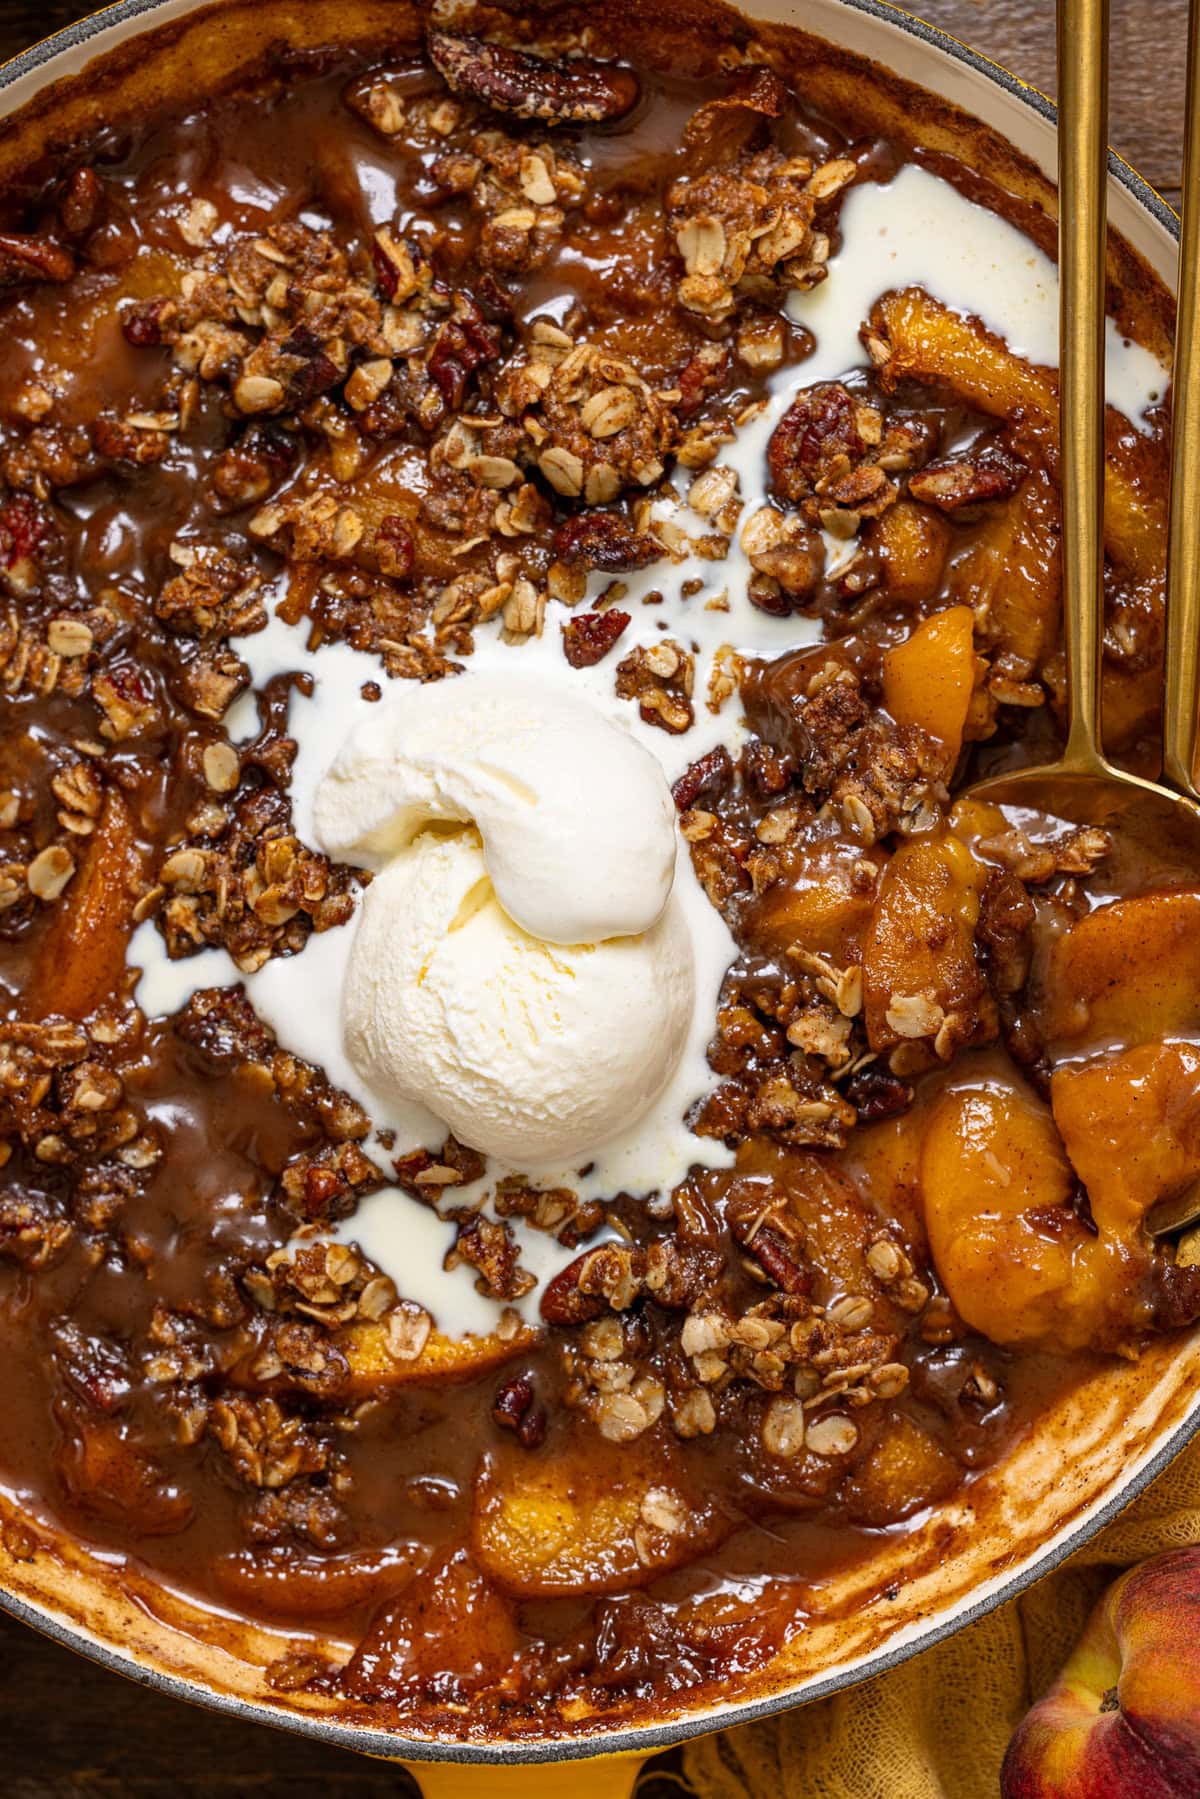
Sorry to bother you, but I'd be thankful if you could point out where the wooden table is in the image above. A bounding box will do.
[0,1,1186,1793]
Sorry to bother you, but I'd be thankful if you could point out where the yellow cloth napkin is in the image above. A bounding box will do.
[672,1434,1200,1798]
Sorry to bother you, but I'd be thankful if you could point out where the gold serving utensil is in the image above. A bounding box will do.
[965,0,1200,1233]
[1163,0,1200,807]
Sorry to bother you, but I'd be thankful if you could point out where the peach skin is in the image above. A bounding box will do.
[1001,1548,1200,1797]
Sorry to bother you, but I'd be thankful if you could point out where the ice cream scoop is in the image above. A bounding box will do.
[313,672,676,945]
[314,677,695,1168]
[343,827,693,1167]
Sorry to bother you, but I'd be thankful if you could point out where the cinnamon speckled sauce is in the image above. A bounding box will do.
[0,0,1195,1767]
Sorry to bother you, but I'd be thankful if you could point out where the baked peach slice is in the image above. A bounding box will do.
[471,1436,727,1598]
[882,604,979,773]
[211,1542,424,1620]
[923,1081,1084,1348]
[922,1065,1172,1352]
[1037,891,1200,1048]
[845,1414,959,1527]
[862,831,991,1053]
[843,1107,926,1245]
[31,790,148,1022]
[340,1546,522,1701]
[1052,1042,1200,1236]
[948,464,1061,678]
[874,497,951,604]
[337,1316,537,1397]
[744,832,885,961]
[868,288,1166,584]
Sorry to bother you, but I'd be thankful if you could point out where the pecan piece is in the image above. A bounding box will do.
[672,745,733,812]
[844,1065,913,1123]
[907,450,1025,512]
[122,297,176,349]
[561,609,631,668]
[730,1215,812,1296]
[0,230,74,289]
[676,344,731,419]
[493,1373,547,1449]
[375,515,415,579]
[540,1252,609,1326]
[447,1211,534,1302]
[428,296,502,411]
[59,168,105,240]
[767,382,864,504]
[427,31,638,124]
[554,512,662,572]
[0,495,50,589]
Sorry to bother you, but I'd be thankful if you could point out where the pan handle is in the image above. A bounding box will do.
[399,1752,650,1797]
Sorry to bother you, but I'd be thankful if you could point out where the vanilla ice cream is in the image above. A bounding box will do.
[313,673,676,944]
[343,826,693,1167]
[313,677,695,1168]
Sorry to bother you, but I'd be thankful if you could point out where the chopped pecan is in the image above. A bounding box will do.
[673,745,733,812]
[428,295,503,411]
[554,512,662,572]
[561,609,631,668]
[58,168,105,240]
[540,1252,610,1326]
[279,1141,380,1224]
[492,1373,547,1449]
[677,344,731,418]
[393,1137,485,1197]
[94,415,172,466]
[427,31,638,124]
[121,297,176,349]
[844,1065,913,1123]
[908,450,1025,512]
[0,495,50,593]
[446,1211,534,1302]
[728,1210,812,1297]
[206,425,298,514]
[375,516,415,579]
[768,382,866,504]
[0,231,74,289]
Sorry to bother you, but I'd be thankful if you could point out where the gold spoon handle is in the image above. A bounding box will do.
[1163,0,1200,802]
[1058,0,1111,777]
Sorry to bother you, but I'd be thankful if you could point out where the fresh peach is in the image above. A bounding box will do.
[1001,1549,1200,1797]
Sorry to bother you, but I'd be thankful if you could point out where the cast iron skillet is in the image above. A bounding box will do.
[0,3,1189,1790]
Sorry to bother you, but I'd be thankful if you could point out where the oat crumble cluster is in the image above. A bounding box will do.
[0,19,1193,1733]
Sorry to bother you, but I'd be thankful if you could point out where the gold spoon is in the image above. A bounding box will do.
[965,0,1200,1234]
